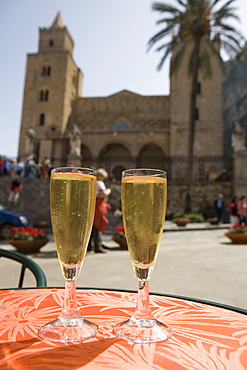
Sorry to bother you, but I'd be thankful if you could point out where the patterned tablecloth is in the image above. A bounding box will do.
[0,288,246,369]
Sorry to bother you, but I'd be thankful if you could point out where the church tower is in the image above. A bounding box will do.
[170,39,224,181]
[18,12,83,164]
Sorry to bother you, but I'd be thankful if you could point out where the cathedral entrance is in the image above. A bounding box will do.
[136,143,167,171]
[98,143,133,181]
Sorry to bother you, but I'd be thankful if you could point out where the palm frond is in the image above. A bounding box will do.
[157,42,174,70]
[213,7,239,23]
[148,0,245,72]
[205,38,227,75]
[148,23,176,50]
[200,49,212,78]
[152,2,181,13]
[177,0,187,7]
[170,42,187,74]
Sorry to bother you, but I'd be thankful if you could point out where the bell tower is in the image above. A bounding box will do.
[18,12,83,164]
[170,39,224,181]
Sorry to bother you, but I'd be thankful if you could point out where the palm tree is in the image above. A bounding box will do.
[148,0,245,212]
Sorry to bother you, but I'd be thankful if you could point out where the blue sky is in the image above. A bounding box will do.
[1,0,247,159]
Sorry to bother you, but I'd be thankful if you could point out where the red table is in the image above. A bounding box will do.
[0,288,246,369]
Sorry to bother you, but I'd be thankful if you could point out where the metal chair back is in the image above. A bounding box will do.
[0,248,47,288]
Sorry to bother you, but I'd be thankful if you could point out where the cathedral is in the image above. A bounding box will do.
[18,12,224,183]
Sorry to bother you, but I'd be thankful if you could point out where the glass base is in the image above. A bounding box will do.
[114,316,172,343]
[39,317,98,343]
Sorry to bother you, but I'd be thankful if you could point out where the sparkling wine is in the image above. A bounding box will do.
[122,176,167,280]
[50,172,96,279]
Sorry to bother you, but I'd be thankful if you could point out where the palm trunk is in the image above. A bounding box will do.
[184,37,201,213]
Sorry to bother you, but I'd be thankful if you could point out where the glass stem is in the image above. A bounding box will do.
[60,280,81,319]
[134,280,154,319]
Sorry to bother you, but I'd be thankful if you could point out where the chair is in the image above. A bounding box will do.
[0,248,47,288]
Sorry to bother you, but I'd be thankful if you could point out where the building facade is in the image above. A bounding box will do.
[18,12,224,183]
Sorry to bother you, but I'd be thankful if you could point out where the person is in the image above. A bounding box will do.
[237,195,247,225]
[41,157,52,178]
[229,196,239,226]
[25,156,36,178]
[214,193,224,223]
[8,175,23,205]
[88,168,111,253]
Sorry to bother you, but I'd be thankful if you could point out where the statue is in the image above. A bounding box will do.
[231,122,246,153]
[25,128,36,156]
[69,125,82,156]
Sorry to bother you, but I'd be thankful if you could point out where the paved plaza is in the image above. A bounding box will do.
[0,222,247,310]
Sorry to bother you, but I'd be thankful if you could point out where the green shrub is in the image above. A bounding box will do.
[172,213,184,219]
[172,213,204,222]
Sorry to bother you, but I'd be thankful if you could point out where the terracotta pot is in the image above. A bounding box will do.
[208,219,218,225]
[7,239,49,254]
[111,236,128,250]
[225,233,247,244]
[175,220,189,227]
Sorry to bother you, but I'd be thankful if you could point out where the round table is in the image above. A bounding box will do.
[0,288,246,369]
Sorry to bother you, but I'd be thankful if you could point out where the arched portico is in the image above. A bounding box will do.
[97,143,133,179]
[136,143,168,171]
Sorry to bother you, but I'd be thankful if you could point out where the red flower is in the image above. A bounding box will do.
[228,224,247,234]
[115,226,124,232]
[114,226,125,238]
[9,226,47,241]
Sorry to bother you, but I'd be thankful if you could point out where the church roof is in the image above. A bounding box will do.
[109,89,142,98]
[51,12,65,28]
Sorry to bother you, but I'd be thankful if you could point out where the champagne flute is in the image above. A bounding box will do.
[114,168,172,343]
[39,167,97,343]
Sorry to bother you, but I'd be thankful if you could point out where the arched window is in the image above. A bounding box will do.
[42,66,51,76]
[49,39,54,46]
[39,113,45,126]
[39,90,49,101]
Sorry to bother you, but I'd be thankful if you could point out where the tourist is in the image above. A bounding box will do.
[8,175,23,206]
[41,157,52,178]
[237,195,247,225]
[88,168,111,253]
[214,193,224,223]
[229,196,239,225]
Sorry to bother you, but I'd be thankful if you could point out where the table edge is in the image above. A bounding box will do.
[0,286,246,315]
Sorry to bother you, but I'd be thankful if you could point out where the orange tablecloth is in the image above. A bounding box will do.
[0,288,246,369]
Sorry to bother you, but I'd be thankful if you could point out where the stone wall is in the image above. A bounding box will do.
[0,178,232,231]
[0,178,51,226]
[233,151,247,196]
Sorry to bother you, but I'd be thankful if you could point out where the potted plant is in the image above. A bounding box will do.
[207,217,218,225]
[111,226,128,250]
[174,216,190,227]
[225,225,247,244]
[8,226,49,253]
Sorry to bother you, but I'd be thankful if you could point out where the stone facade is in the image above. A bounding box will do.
[233,151,247,196]
[0,178,232,230]
[18,12,225,185]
